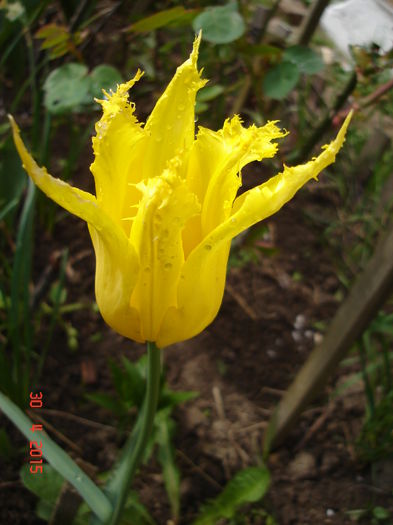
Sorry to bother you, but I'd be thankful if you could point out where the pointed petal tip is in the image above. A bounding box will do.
[191,31,202,65]
[8,114,19,136]
[328,109,352,153]
[340,109,353,135]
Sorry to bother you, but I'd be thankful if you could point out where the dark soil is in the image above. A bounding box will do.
[1,177,392,525]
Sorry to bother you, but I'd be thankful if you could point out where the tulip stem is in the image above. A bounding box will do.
[102,341,161,525]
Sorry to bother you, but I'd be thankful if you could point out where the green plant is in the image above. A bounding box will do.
[192,466,271,525]
[87,353,197,521]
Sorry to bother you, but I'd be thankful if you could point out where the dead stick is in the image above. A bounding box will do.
[263,218,393,453]
[292,0,331,46]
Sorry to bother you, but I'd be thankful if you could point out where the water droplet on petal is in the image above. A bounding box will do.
[205,244,212,251]
[164,262,172,270]
[177,103,185,111]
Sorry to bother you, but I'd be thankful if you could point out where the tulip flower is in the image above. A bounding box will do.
[10,33,351,348]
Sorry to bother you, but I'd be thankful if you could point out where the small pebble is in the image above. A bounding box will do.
[292,330,302,343]
[294,314,306,330]
[288,451,317,479]
[313,332,323,344]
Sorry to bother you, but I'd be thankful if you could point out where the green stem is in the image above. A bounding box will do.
[358,336,375,417]
[103,342,161,525]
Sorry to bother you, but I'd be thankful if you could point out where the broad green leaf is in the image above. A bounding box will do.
[127,7,193,32]
[263,61,300,100]
[36,499,55,521]
[192,2,245,44]
[283,46,324,74]
[193,466,270,525]
[43,63,91,115]
[44,63,123,114]
[90,65,123,99]
[20,463,64,507]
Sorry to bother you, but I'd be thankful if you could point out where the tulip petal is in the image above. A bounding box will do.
[91,71,147,235]
[142,32,207,180]
[88,225,143,343]
[158,112,352,347]
[130,168,200,343]
[10,115,98,222]
[10,116,142,341]
[157,241,231,348]
[182,116,286,257]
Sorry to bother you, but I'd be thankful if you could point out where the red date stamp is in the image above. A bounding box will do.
[29,392,44,474]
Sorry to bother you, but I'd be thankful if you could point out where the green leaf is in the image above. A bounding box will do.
[193,466,270,525]
[0,391,112,522]
[263,61,300,100]
[195,101,209,113]
[43,63,91,115]
[192,2,245,44]
[283,46,324,74]
[0,135,27,222]
[121,491,156,524]
[156,413,180,520]
[8,178,35,405]
[85,392,126,417]
[197,85,225,102]
[121,356,146,407]
[373,506,390,520]
[127,7,192,32]
[43,62,123,115]
[0,197,18,223]
[20,463,64,504]
[90,65,123,99]
[159,389,198,411]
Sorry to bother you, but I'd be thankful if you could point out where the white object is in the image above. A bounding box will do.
[321,0,393,60]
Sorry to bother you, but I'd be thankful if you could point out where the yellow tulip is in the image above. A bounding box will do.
[10,34,351,348]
